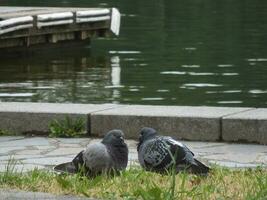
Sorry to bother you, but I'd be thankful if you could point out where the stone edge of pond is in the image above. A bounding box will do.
[0,102,266,145]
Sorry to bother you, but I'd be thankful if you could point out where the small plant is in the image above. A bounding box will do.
[0,129,12,136]
[48,116,85,138]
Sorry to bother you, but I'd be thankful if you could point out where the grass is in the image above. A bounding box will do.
[0,129,13,136]
[0,164,266,200]
[48,116,85,138]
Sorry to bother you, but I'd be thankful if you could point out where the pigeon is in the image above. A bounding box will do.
[54,129,128,176]
[137,127,210,174]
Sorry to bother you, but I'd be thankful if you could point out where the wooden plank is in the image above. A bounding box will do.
[0,7,103,19]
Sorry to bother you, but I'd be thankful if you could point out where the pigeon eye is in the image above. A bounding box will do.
[114,134,122,139]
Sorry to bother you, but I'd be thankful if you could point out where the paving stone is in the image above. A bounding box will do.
[0,164,45,173]
[58,143,84,148]
[15,149,48,155]
[0,136,25,142]
[181,141,225,149]
[0,155,46,161]
[0,102,120,135]
[208,160,260,168]
[80,139,94,146]
[35,145,57,151]
[54,138,91,144]
[203,154,264,165]
[256,153,267,163]
[45,148,83,156]
[24,156,74,166]
[129,153,138,161]
[91,105,251,141]
[0,137,50,147]
[0,146,26,154]
[222,108,267,144]
[194,143,267,153]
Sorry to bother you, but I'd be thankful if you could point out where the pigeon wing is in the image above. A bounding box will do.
[165,137,194,156]
[161,137,196,171]
[141,138,169,169]
[163,137,206,173]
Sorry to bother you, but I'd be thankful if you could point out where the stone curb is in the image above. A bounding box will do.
[90,105,252,141]
[0,102,121,135]
[222,108,267,144]
[0,102,266,144]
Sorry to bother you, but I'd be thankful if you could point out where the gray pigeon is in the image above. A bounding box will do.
[54,129,128,176]
[137,127,209,174]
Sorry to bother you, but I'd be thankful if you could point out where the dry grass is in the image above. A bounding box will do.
[0,162,266,200]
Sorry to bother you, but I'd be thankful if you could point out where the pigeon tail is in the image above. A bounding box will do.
[54,151,87,174]
[72,150,84,170]
[189,158,210,175]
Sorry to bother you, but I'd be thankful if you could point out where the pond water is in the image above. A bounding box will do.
[1,0,267,107]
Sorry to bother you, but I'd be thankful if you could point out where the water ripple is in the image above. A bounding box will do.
[181,83,223,89]
[181,65,200,68]
[157,89,169,92]
[222,73,239,76]
[160,71,186,75]
[188,72,215,76]
[249,89,267,94]
[217,64,234,68]
[246,58,267,62]
[217,101,243,104]
[142,97,164,101]
[109,51,141,54]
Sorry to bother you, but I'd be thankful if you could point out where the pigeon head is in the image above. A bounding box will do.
[137,127,157,150]
[101,129,126,146]
[139,127,157,140]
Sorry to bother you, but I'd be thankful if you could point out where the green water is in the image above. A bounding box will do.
[1,0,267,107]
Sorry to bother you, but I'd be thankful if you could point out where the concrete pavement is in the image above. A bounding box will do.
[0,136,266,173]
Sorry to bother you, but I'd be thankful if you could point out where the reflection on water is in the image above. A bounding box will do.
[1,0,267,107]
[0,47,113,103]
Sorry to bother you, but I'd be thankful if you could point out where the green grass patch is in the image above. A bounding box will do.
[48,116,85,138]
[0,129,13,136]
[0,164,266,200]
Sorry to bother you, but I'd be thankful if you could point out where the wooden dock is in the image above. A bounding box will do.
[0,6,120,49]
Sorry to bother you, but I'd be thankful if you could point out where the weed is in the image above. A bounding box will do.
[0,129,12,136]
[48,116,85,137]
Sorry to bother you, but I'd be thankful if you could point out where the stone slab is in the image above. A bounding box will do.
[222,108,267,144]
[91,105,251,141]
[0,137,50,147]
[0,102,119,135]
[0,164,45,173]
